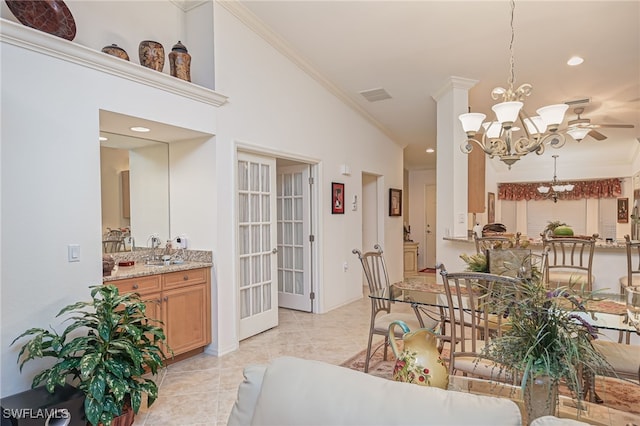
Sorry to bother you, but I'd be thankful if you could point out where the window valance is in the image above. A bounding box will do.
[498,178,622,201]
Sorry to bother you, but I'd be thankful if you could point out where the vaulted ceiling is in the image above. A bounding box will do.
[238,1,640,171]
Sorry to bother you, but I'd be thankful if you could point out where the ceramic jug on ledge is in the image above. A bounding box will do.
[388,320,448,389]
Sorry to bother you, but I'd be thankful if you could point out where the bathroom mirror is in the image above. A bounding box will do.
[100,132,170,252]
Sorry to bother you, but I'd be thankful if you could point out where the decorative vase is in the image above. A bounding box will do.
[523,375,559,425]
[388,320,449,389]
[138,40,165,72]
[169,40,191,82]
[102,44,129,61]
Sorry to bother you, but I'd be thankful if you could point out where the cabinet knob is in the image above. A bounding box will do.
[183,275,189,281]
[164,296,168,302]
[133,284,139,289]
[156,298,162,304]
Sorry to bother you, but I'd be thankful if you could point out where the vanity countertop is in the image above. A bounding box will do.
[103,261,213,282]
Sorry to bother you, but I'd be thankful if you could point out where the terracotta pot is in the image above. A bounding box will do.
[102,44,129,61]
[169,41,191,82]
[139,40,165,72]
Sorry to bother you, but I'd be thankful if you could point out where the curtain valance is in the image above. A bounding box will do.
[498,178,622,201]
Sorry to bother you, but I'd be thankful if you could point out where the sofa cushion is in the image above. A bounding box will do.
[228,364,267,426]
[250,356,521,425]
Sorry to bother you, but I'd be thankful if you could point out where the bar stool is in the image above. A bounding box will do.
[541,233,597,292]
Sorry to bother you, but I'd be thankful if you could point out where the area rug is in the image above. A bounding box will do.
[418,267,437,273]
[341,346,640,416]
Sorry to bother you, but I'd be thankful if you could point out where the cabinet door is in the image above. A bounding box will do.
[162,284,211,355]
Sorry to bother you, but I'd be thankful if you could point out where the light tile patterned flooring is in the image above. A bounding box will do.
[134,274,435,425]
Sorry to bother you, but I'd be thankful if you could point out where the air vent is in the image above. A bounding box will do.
[359,88,392,102]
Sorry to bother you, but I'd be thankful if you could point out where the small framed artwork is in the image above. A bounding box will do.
[389,188,402,216]
[618,197,629,223]
[487,192,496,223]
[332,182,345,214]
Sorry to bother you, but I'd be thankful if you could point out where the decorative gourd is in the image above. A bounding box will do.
[553,226,574,236]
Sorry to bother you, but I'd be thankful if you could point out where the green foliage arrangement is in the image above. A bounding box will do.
[478,260,612,400]
[12,285,170,426]
[459,252,489,272]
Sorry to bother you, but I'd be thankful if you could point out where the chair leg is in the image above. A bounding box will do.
[382,335,389,361]
[364,330,374,373]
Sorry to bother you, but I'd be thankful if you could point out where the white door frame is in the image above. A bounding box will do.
[235,144,321,318]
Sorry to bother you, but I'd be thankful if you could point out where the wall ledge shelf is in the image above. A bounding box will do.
[0,18,228,108]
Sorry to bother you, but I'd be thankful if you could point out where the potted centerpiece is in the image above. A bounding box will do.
[12,284,170,426]
[477,260,612,424]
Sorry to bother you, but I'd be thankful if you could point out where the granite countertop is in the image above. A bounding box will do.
[103,260,213,282]
[443,236,626,249]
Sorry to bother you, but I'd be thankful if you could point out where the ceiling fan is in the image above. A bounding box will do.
[565,107,635,141]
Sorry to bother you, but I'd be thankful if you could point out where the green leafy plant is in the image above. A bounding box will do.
[479,264,612,401]
[12,285,170,426]
[460,252,488,272]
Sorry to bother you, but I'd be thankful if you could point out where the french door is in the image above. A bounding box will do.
[276,165,312,312]
[237,152,278,339]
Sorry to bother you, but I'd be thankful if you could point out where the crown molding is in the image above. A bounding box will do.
[169,0,210,12]
[432,76,479,102]
[217,0,401,146]
[0,18,228,108]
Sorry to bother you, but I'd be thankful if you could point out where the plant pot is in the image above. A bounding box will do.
[523,375,558,425]
[95,404,134,426]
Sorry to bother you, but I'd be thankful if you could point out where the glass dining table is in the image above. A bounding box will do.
[369,275,640,425]
[369,275,637,335]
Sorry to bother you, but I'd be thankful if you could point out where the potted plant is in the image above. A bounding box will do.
[12,284,170,426]
[478,262,613,423]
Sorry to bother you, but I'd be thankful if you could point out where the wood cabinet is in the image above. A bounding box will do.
[468,146,486,213]
[111,267,211,361]
[403,242,419,275]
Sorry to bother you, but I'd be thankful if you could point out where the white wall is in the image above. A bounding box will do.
[0,2,406,397]
[212,3,404,330]
[0,35,219,397]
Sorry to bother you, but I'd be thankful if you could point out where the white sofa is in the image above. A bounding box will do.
[228,356,529,425]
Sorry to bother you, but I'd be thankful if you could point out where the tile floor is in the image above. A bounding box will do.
[134,274,435,425]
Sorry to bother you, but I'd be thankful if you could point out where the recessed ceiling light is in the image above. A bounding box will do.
[130,126,151,133]
[567,56,584,66]
[99,136,108,141]
[425,148,435,153]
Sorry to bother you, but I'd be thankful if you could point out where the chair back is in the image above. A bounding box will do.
[474,232,521,255]
[352,245,391,315]
[541,233,597,291]
[623,234,640,293]
[438,264,521,380]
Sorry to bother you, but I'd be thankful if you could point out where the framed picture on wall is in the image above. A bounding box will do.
[618,197,629,223]
[488,192,496,223]
[389,188,402,216]
[332,182,345,214]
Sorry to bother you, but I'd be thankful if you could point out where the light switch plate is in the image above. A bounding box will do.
[68,244,80,262]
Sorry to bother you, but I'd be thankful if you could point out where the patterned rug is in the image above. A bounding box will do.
[340,346,640,416]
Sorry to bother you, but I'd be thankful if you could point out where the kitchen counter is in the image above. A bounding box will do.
[443,235,628,295]
[443,236,626,250]
[103,260,213,282]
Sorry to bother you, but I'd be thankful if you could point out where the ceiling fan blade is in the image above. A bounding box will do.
[594,123,635,128]
[589,130,607,141]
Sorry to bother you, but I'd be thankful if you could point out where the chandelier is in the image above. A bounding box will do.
[458,0,569,169]
[536,155,574,203]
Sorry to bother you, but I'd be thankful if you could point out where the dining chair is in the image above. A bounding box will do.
[353,245,438,373]
[437,264,521,384]
[541,233,598,292]
[474,232,521,255]
[620,234,640,294]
